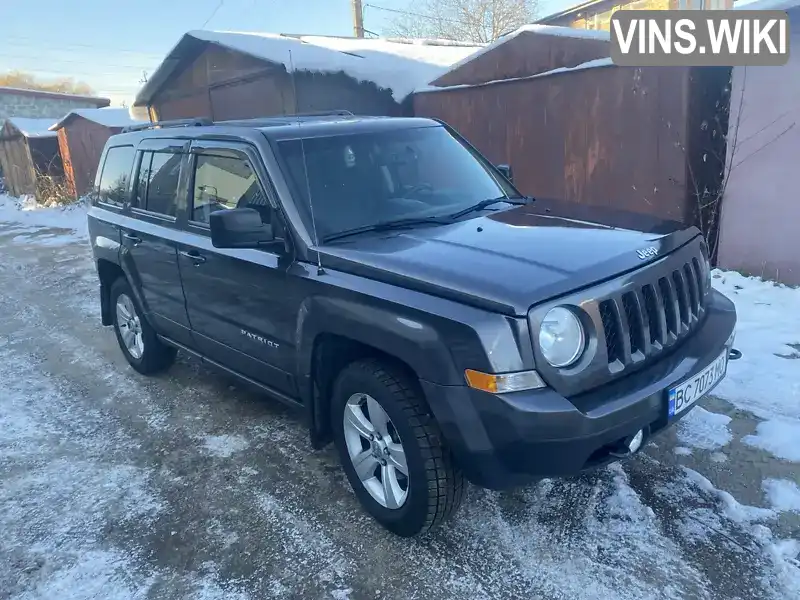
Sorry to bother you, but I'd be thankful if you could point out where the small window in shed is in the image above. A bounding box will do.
[97,146,135,206]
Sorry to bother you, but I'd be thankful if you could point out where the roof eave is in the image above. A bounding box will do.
[133,34,210,107]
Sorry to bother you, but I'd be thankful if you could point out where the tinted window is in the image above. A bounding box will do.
[137,151,181,217]
[191,154,270,225]
[275,126,518,241]
[97,145,135,206]
[132,151,150,210]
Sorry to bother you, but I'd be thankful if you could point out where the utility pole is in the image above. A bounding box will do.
[351,0,365,38]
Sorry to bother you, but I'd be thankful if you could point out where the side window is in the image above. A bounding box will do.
[97,146,135,206]
[144,152,182,217]
[132,151,152,210]
[191,153,270,225]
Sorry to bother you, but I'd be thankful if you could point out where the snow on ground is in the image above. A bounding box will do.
[0,194,88,245]
[200,434,251,458]
[763,479,800,513]
[677,406,733,451]
[711,270,800,463]
[744,419,800,462]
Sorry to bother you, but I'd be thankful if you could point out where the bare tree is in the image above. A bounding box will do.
[0,70,95,95]
[669,67,795,263]
[385,0,539,43]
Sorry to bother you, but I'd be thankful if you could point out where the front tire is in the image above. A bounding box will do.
[331,358,466,537]
[110,277,176,375]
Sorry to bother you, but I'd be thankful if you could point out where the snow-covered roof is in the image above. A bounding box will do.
[417,57,615,93]
[3,117,58,138]
[134,31,483,105]
[429,24,610,87]
[50,108,144,131]
[0,85,109,105]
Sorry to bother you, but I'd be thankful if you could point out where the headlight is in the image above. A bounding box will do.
[538,307,586,368]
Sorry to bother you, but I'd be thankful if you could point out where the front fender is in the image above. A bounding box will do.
[295,295,466,447]
[296,295,463,393]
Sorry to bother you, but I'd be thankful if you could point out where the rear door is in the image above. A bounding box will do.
[176,140,298,397]
[119,138,193,346]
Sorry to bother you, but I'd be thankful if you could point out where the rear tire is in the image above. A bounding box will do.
[110,277,176,375]
[331,358,466,537]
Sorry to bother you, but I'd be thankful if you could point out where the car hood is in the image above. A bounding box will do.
[318,202,700,316]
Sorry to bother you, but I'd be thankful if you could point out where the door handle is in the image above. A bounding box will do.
[122,233,142,245]
[179,249,206,264]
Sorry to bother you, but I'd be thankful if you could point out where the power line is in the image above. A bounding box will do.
[0,54,156,71]
[201,0,226,28]
[364,3,466,26]
[1,35,168,58]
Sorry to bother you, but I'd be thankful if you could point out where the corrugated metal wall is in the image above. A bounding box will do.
[150,44,401,122]
[58,116,122,198]
[415,64,710,225]
[431,30,611,88]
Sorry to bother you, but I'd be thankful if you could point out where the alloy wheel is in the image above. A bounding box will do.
[342,393,409,509]
[116,293,144,359]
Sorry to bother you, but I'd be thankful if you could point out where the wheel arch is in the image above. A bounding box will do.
[296,296,461,449]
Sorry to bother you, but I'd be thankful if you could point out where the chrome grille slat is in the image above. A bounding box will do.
[595,254,708,374]
[684,262,699,316]
[659,276,680,338]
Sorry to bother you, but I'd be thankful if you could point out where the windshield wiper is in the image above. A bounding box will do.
[446,195,529,220]
[322,216,452,243]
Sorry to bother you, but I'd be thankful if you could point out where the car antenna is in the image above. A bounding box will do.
[288,48,325,276]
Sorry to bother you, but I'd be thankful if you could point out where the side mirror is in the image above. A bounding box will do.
[209,208,275,249]
[496,164,513,183]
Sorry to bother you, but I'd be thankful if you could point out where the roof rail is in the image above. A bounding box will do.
[121,117,214,133]
[291,110,354,117]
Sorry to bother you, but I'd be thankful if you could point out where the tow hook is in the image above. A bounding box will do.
[609,427,648,458]
[729,348,742,361]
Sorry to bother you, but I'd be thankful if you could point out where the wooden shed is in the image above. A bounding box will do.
[131,31,481,122]
[414,25,730,247]
[50,108,143,198]
[0,117,64,199]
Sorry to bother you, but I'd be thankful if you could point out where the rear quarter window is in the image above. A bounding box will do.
[97,145,136,206]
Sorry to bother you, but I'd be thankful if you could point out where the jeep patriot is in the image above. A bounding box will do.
[87,114,739,537]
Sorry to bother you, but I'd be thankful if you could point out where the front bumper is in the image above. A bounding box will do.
[420,289,737,490]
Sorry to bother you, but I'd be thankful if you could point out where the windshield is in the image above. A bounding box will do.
[274,125,520,242]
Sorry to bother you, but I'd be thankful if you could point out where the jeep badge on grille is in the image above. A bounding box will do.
[637,246,659,260]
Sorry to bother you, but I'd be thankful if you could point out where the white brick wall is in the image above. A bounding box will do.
[0,92,104,120]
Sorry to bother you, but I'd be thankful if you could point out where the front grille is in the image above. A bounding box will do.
[528,237,710,397]
[601,256,707,371]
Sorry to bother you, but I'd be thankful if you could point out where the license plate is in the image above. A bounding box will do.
[668,350,728,418]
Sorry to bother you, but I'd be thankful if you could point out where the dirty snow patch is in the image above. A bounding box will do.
[683,467,776,523]
[743,419,800,462]
[678,406,733,450]
[710,451,728,463]
[0,194,88,244]
[200,434,250,458]
[763,479,800,513]
[674,446,693,456]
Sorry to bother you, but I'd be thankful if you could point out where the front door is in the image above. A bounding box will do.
[176,142,298,397]
[120,140,192,346]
